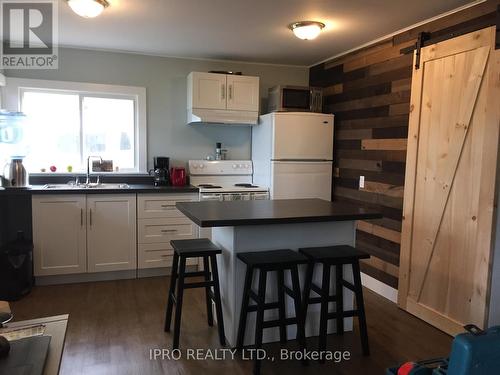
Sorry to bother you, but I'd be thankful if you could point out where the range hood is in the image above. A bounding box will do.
[187,71,260,126]
[187,108,258,125]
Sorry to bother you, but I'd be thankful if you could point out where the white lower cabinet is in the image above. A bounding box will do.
[138,218,196,244]
[33,192,198,278]
[32,195,87,276]
[138,243,198,269]
[137,193,199,270]
[87,195,137,273]
[33,193,137,277]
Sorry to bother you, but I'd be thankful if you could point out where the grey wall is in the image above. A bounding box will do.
[4,48,308,169]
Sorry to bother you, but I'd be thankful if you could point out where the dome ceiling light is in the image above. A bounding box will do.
[67,0,109,18]
[288,21,325,40]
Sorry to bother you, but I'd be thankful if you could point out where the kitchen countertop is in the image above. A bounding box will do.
[176,198,382,227]
[0,184,199,195]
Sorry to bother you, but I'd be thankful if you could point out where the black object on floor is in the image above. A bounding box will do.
[0,231,33,301]
[299,245,370,361]
[164,238,225,349]
[236,249,308,375]
[0,336,51,375]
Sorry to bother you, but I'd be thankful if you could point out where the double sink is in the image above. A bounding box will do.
[43,183,131,190]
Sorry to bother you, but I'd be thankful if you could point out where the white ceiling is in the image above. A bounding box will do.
[58,0,477,66]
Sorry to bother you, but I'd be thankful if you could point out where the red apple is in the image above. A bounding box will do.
[50,165,57,172]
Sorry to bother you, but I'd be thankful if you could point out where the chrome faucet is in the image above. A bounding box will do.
[86,156,103,185]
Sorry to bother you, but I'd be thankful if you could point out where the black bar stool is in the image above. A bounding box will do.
[299,245,370,360]
[236,249,308,375]
[164,238,225,349]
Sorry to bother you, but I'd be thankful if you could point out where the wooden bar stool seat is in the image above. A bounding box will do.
[164,238,225,349]
[299,245,370,360]
[237,249,308,375]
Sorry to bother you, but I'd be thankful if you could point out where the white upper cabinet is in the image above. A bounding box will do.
[189,72,227,110]
[226,75,260,112]
[32,195,87,276]
[187,72,259,125]
[86,194,137,273]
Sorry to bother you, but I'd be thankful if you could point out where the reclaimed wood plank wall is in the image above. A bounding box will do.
[309,0,498,289]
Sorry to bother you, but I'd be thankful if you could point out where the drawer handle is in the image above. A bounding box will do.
[160,254,170,258]
[161,205,176,210]
[161,229,177,233]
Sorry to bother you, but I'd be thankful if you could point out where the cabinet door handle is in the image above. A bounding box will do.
[221,84,225,100]
[160,205,176,210]
[229,84,233,100]
[89,209,92,226]
[161,229,177,233]
[80,208,84,227]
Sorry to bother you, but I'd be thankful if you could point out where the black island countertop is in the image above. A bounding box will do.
[176,198,382,227]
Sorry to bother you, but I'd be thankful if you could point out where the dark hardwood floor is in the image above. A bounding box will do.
[10,277,452,374]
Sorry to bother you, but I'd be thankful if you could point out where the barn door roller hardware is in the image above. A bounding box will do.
[400,5,500,67]
[414,32,431,70]
[400,32,430,70]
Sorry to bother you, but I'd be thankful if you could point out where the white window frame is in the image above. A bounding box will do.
[4,77,147,173]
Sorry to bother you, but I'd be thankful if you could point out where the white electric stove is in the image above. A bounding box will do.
[189,160,269,239]
[189,160,269,201]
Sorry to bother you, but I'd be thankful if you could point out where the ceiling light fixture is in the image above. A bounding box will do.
[67,0,109,18]
[288,21,325,40]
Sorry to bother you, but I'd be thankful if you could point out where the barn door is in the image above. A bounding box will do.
[398,27,500,336]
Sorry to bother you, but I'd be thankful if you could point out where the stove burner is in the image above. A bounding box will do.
[198,184,222,189]
[235,183,259,188]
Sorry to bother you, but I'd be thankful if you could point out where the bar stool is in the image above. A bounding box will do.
[236,249,308,375]
[164,238,225,349]
[299,245,370,359]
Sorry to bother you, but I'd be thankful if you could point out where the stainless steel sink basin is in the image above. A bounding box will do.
[42,184,79,189]
[85,183,130,189]
[43,183,130,190]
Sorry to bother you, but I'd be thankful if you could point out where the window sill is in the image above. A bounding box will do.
[29,172,150,177]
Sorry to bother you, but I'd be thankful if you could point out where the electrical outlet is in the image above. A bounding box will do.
[359,175,365,189]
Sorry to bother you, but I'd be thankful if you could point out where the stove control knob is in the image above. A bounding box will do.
[232,164,237,169]
[199,164,205,169]
[238,164,243,168]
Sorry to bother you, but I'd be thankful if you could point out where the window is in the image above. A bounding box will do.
[3,78,147,173]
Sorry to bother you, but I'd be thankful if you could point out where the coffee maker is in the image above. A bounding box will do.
[151,157,170,186]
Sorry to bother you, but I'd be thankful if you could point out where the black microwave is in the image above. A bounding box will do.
[267,85,323,113]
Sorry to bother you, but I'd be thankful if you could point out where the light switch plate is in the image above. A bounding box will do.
[359,175,365,189]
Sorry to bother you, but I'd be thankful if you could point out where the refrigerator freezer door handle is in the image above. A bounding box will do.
[271,159,333,162]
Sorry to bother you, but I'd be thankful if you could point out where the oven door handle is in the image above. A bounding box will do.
[200,194,222,201]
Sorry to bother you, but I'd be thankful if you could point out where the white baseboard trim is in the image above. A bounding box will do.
[361,272,398,303]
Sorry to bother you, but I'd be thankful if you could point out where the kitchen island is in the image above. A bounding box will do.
[176,198,381,347]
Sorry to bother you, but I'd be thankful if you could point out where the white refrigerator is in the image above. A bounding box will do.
[252,112,334,201]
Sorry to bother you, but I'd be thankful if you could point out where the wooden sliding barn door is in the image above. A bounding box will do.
[398,27,500,336]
